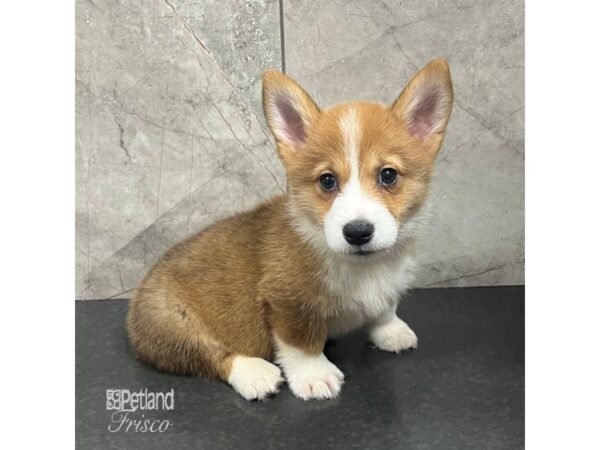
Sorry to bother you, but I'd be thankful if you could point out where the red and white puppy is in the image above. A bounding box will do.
[127,59,453,401]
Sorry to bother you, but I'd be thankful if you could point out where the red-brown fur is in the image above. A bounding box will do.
[127,59,453,391]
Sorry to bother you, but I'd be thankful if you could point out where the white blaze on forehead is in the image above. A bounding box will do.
[339,106,361,180]
[323,107,399,254]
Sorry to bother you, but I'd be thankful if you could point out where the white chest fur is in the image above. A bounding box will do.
[323,247,417,337]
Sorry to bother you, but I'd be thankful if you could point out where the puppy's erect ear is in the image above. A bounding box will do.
[392,59,453,155]
[262,70,320,158]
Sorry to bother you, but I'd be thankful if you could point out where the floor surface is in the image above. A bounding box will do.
[76,286,524,449]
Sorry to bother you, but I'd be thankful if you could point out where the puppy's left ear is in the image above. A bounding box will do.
[392,59,453,155]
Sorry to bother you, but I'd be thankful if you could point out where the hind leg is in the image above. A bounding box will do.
[225,355,284,400]
[128,283,283,400]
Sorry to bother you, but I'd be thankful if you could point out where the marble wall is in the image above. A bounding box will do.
[76,0,524,299]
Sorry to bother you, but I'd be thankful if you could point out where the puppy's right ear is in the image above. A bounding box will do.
[262,71,320,158]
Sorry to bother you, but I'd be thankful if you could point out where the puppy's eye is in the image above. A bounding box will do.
[319,173,337,192]
[378,168,398,186]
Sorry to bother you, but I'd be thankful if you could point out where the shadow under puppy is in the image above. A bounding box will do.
[127,59,453,401]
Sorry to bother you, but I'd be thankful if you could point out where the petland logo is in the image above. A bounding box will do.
[106,388,174,433]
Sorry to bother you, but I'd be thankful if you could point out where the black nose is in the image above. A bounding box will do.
[343,220,374,246]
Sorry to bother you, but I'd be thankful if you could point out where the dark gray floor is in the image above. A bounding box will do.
[76,286,524,450]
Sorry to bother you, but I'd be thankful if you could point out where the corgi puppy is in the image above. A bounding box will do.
[127,59,453,401]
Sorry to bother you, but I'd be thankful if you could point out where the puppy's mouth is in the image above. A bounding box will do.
[345,246,379,257]
[345,243,396,257]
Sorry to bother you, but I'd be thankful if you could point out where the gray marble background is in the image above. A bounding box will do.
[76,0,524,300]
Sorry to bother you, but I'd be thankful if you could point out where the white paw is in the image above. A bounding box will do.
[286,354,345,400]
[227,356,284,401]
[369,317,418,353]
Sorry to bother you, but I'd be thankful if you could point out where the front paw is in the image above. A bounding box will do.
[285,354,345,400]
[369,317,418,353]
